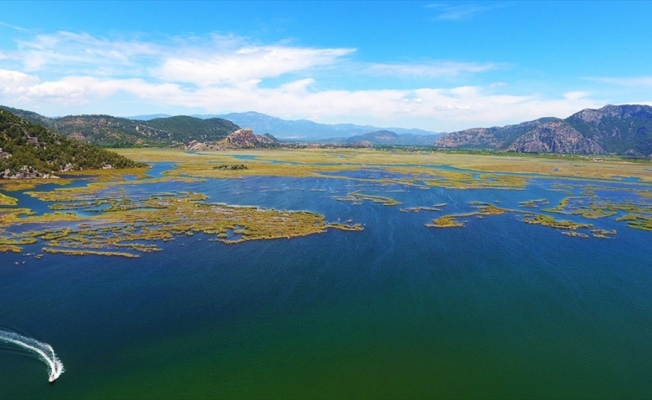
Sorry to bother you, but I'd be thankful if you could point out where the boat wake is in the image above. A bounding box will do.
[0,330,65,382]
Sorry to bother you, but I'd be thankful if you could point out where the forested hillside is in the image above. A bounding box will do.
[0,109,145,178]
[0,106,240,148]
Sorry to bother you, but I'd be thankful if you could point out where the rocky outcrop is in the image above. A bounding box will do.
[434,127,503,149]
[183,128,279,151]
[1,165,59,179]
[505,121,605,154]
[435,119,556,150]
[214,128,279,149]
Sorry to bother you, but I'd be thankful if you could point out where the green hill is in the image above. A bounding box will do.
[51,115,169,148]
[0,109,145,178]
[0,106,241,148]
[145,115,240,143]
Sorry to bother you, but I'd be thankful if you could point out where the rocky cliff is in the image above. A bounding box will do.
[185,128,279,150]
[435,105,652,156]
[215,128,279,149]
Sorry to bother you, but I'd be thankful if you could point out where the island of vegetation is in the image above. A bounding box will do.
[0,171,363,256]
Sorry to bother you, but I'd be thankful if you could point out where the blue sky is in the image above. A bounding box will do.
[0,1,650,132]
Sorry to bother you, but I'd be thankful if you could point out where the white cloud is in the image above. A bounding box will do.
[0,21,30,33]
[0,67,603,131]
[366,61,500,77]
[586,76,652,88]
[0,30,608,132]
[280,78,315,93]
[155,46,354,86]
[15,31,163,73]
[0,69,40,94]
[425,3,504,21]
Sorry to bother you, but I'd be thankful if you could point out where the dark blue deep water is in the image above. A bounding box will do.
[1,168,651,399]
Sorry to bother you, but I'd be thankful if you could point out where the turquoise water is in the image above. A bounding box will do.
[1,167,652,399]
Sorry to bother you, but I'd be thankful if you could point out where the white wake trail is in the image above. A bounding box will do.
[0,330,65,382]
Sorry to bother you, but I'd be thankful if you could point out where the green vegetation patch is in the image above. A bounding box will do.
[336,191,401,206]
[0,171,363,257]
[0,193,17,206]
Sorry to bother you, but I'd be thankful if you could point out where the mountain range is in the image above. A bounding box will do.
[0,106,239,148]
[128,111,442,141]
[435,104,652,157]
[337,130,440,146]
[213,111,442,141]
[2,104,652,157]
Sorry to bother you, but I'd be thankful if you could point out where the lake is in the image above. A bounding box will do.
[1,163,651,399]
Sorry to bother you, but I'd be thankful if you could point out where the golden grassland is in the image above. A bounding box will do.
[114,148,652,183]
[0,193,18,206]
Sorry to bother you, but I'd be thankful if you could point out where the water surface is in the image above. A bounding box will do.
[1,167,651,399]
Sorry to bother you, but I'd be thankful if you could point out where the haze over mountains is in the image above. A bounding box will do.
[129,111,442,142]
[212,111,442,141]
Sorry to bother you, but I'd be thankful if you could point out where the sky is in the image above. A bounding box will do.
[0,1,651,133]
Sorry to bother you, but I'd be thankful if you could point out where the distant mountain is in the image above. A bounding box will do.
[343,130,441,146]
[206,111,441,140]
[126,114,172,120]
[0,108,144,179]
[435,105,652,157]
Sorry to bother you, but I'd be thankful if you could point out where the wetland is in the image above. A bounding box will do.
[1,148,652,399]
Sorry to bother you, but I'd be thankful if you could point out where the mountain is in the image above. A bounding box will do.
[435,105,652,156]
[343,130,442,146]
[0,107,240,148]
[0,109,145,179]
[145,116,240,144]
[50,115,170,148]
[564,105,652,156]
[126,114,172,120]
[211,111,441,140]
[0,106,56,129]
